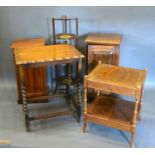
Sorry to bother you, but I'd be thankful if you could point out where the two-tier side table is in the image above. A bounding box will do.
[83,64,147,147]
[14,44,84,131]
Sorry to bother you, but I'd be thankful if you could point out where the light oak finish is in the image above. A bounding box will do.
[11,38,45,49]
[14,44,84,131]
[85,33,122,74]
[11,38,47,104]
[14,44,84,65]
[87,95,134,131]
[85,33,122,45]
[83,64,147,147]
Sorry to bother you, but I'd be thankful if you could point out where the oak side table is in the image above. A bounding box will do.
[14,44,84,131]
[11,38,47,104]
[83,64,147,147]
[85,33,122,74]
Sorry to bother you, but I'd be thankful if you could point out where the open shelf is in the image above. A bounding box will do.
[87,94,135,131]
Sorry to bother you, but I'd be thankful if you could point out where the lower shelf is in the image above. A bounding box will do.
[87,94,135,132]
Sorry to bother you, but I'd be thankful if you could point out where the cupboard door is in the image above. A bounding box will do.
[24,67,47,99]
[15,61,47,104]
[88,45,115,72]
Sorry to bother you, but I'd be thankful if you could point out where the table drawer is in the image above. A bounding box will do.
[87,80,136,97]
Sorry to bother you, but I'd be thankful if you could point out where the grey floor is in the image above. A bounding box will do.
[0,83,155,148]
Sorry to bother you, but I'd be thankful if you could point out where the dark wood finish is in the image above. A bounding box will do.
[52,16,79,94]
[11,38,47,104]
[30,110,74,121]
[85,33,122,74]
[87,45,114,72]
[28,94,66,103]
[87,95,134,132]
[14,44,84,131]
[52,16,78,47]
[83,63,147,147]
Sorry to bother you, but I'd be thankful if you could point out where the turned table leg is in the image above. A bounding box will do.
[53,65,59,94]
[76,60,82,122]
[66,63,72,96]
[20,66,30,132]
[83,75,88,132]
[130,91,140,147]
[130,130,135,148]
[77,80,81,122]
[137,87,144,121]
[22,84,30,132]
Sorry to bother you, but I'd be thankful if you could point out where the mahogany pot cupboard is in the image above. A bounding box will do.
[11,38,48,104]
[85,33,122,74]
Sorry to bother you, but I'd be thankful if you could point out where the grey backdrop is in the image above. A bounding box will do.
[0,6,155,86]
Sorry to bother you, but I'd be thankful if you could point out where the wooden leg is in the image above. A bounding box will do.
[130,131,135,148]
[67,63,71,96]
[138,88,144,121]
[53,65,59,94]
[83,116,87,132]
[21,78,30,132]
[13,52,23,105]
[138,107,141,121]
[85,44,88,75]
[131,92,139,147]
[83,76,88,132]
[77,80,81,122]
[76,60,82,122]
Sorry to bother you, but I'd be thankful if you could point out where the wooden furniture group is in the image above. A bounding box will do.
[11,32,147,147]
[13,44,84,131]
[83,64,146,147]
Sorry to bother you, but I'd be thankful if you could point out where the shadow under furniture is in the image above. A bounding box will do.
[14,44,84,131]
[83,63,147,147]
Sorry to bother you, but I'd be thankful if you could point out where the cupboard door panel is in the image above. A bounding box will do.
[24,67,47,99]
[88,45,115,72]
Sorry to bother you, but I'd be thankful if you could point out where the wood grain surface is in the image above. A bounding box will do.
[14,44,84,65]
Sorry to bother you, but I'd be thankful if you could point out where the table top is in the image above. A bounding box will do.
[87,64,146,90]
[11,38,45,49]
[14,44,84,65]
[85,33,122,45]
